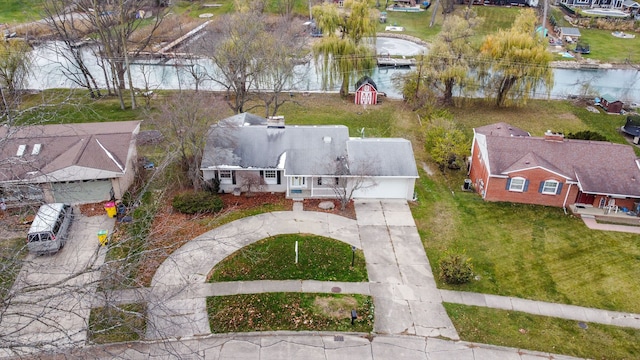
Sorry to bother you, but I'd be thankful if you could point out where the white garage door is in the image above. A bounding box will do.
[52,180,113,204]
[352,178,411,199]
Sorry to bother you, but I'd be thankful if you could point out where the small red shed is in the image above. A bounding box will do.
[354,76,378,105]
[600,94,624,114]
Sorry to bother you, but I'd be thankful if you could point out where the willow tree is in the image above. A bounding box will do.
[479,9,552,107]
[423,8,482,106]
[312,0,377,98]
[0,39,31,120]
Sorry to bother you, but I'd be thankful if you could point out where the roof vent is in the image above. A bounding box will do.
[16,144,27,157]
[323,136,332,143]
[267,116,285,128]
[32,144,42,155]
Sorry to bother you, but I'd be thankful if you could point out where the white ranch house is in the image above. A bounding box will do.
[201,114,419,200]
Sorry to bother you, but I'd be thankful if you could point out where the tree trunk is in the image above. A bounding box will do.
[496,76,517,107]
[340,74,350,98]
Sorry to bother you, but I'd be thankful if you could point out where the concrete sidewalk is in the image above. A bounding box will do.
[441,289,640,329]
[47,333,583,360]
[581,216,640,234]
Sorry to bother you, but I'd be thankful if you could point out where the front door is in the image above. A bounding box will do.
[291,176,306,188]
[575,192,595,206]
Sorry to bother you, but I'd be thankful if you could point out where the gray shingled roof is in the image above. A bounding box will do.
[560,27,581,37]
[202,114,419,178]
[202,118,350,176]
[485,135,640,197]
[347,138,418,177]
[0,121,140,182]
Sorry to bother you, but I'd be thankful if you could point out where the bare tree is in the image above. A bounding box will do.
[199,9,269,114]
[71,0,166,110]
[42,1,103,99]
[239,172,265,194]
[255,17,309,117]
[147,92,226,190]
[330,156,377,210]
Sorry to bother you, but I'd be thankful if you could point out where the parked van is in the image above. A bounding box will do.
[27,203,73,255]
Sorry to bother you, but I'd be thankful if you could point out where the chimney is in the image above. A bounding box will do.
[544,130,564,142]
[267,116,285,128]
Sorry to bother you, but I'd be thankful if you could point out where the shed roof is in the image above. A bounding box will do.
[355,76,378,92]
[560,27,581,37]
[623,0,640,8]
[483,132,640,197]
[601,93,621,103]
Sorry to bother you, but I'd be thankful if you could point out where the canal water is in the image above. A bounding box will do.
[28,40,640,102]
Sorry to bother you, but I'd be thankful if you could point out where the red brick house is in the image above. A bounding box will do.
[468,122,640,211]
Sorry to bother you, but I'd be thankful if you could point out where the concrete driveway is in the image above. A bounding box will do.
[0,211,114,357]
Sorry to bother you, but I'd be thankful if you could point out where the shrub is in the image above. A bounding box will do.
[172,191,224,214]
[439,252,474,285]
[566,130,607,141]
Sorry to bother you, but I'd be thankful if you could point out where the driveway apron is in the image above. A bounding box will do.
[0,213,113,356]
[355,199,458,339]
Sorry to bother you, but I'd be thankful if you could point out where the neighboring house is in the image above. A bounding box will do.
[354,76,379,106]
[468,122,640,211]
[0,121,141,206]
[201,113,418,200]
[599,94,624,113]
[557,0,624,9]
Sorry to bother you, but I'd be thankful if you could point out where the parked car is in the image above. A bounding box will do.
[27,203,73,255]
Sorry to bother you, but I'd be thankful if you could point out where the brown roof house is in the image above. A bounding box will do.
[0,121,141,206]
[468,122,640,214]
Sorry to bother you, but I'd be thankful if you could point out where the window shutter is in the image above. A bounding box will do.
[538,181,545,193]
[277,171,281,185]
[505,178,511,190]
[556,182,563,195]
[214,171,219,181]
[523,180,529,192]
[232,171,236,185]
[260,170,264,178]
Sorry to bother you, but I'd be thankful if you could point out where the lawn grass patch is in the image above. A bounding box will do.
[377,10,442,41]
[576,28,640,64]
[19,90,143,125]
[207,293,374,333]
[413,170,640,313]
[445,303,640,359]
[0,237,28,300]
[199,201,291,229]
[0,0,43,23]
[88,303,146,344]
[208,234,367,282]
[278,94,399,137]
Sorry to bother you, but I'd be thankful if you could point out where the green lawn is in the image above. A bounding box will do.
[208,234,367,282]
[445,303,640,359]
[88,303,146,344]
[0,237,28,300]
[577,28,640,64]
[414,172,640,313]
[207,293,374,333]
[0,0,43,23]
[377,9,442,41]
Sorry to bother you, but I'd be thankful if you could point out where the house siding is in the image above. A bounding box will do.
[469,139,490,198]
[483,169,576,207]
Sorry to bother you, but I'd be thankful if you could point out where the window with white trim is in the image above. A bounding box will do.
[263,170,277,185]
[508,177,526,192]
[541,180,559,195]
[219,170,233,184]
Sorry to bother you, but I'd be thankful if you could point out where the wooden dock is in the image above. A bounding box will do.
[157,20,211,54]
[376,57,415,67]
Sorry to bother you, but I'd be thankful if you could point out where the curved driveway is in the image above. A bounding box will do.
[147,200,458,341]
